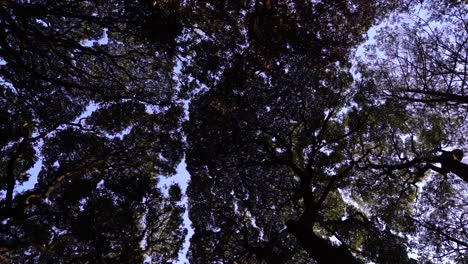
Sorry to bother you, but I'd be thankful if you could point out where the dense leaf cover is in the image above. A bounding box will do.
[0,1,185,263]
[0,0,466,263]
[184,1,467,263]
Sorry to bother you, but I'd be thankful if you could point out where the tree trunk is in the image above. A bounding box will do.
[286,220,361,264]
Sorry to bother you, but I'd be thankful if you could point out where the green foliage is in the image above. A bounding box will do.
[0,0,185,262]
[1,0,466,263]
[184,1,467,263]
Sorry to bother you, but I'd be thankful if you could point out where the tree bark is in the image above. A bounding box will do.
[286,220,361,264]
[430,161,468,183]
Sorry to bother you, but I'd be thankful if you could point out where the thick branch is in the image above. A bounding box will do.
[402,89,468,104]
[286,220,361,264]
[23,160,109,208]
[1,160,109,222]
[5,138,28,209]
[316,161,355,212]
[363,158,423,171]
[429,163,468,183]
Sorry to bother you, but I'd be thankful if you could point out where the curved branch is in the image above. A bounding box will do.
[286,220,361,264]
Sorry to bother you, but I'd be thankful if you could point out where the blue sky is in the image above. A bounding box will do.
[16,100,194,263]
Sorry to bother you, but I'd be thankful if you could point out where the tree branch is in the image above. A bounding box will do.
[286,220,361,264]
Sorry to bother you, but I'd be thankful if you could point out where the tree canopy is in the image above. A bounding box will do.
[0,1,185,262]
[0,0,467,263]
